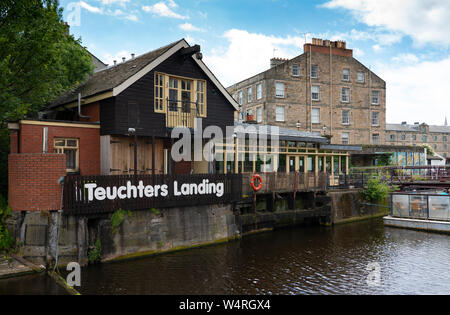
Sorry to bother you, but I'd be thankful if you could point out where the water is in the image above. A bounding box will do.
[0,274,67,295]
[2,218,450,295]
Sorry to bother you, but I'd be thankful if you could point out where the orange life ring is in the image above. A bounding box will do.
[250,174,263,192]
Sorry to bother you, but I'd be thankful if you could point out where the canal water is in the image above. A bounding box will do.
[1,218,450,295]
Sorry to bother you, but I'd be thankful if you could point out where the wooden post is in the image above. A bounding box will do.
[152,136,156,182]
[134,134,138,176]
[345,155,349,175]
[234,137,239,174]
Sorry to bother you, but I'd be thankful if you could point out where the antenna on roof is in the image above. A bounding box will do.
[273,48,278,58]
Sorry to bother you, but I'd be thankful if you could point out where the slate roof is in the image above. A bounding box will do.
[50,40,183,108]
[386,123,450,133]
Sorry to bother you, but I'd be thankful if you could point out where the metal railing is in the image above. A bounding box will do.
[241,172,329,195]
[391,192,450,222]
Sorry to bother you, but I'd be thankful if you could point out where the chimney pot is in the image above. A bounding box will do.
[122,57,126,63]
[131,53,135,59]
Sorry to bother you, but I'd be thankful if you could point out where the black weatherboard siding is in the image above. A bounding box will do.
[103,49,236,137]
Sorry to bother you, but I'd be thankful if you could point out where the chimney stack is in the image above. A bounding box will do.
[122,57,126,63]
[131,53,135,60]
[304,38,353,57]
[64,22,70,36]
[113,60,117,66]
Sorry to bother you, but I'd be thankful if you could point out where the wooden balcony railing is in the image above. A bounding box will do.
[165,99,200,129]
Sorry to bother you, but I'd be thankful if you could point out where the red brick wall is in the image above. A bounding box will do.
[8,154,66,211]
[9,130,18,154]
[19,123,100,175]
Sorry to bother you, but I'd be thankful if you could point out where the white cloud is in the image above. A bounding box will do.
[322,0,450,46]
[142,1,188,19]
[102,50,133,65]
[353,48,364,57]
[79,1,103,14]
[179,23,204,32]
[205,29,307,87]
[100,0,129,5]
[166,0,178,8]
[376,57,450,125]
[331,29,402,46]
[124,14,138,21]
[372,44,382,52]
[391,53,419,64]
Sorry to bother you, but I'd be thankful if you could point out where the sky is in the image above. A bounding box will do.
[60,0,450,126]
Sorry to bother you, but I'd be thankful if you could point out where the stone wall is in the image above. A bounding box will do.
[8,190,386,267]
[228,48,386,146]
[9,203,239,266]
[328,189,388,224]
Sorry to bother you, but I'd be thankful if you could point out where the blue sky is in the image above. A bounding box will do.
[60,0,450,125]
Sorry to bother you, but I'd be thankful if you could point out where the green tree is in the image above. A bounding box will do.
[0,0,94,197]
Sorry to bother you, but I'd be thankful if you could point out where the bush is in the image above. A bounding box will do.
[362,175,391,202]
[88,239,101,264]
[110,209,133,235]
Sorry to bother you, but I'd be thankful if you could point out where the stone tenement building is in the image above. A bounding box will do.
[227,38,386,146]
[386,122,450,160]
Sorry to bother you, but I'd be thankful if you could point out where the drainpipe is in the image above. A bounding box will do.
[78,93,90,120]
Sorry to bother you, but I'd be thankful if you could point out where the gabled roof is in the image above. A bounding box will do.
[50,39,239,110]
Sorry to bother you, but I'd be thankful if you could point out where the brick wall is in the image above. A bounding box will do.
[9,130,18,153]
[8,154,66,211]
[19,122,100,175]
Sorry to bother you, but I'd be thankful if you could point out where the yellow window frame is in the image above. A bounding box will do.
[154,72,207,117]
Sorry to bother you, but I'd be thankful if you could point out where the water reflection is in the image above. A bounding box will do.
[75,218,450,295]
[0,274,68,295]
